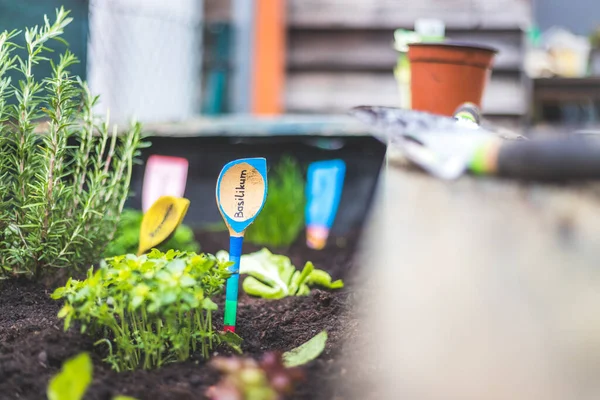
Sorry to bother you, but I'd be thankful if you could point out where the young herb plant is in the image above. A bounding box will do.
[244,156,305,248]
[0,8,144,280]
[217,248,344,300]
[103,208,200,257]
[52,249,230,371]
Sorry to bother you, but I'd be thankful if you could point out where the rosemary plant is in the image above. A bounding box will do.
[0,8,144,279]
[52,249,230,371]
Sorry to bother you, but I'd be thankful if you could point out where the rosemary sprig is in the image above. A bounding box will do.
[0,8,145,279]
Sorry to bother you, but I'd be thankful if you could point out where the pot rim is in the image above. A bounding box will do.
[408,41,499,54]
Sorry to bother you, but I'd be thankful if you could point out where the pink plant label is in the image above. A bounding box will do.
[142,155,189,212]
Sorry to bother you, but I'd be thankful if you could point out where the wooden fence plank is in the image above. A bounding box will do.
[285,71,528,116]
[288,0,532,29]
[288,29,524,71]
[205,0,231,22]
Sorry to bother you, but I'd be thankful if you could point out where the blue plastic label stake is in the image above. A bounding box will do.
[216,158,268,332]
[305,160,346,250]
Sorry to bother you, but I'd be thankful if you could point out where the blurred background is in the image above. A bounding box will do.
[3,0,600,130]
[3,2,600,399]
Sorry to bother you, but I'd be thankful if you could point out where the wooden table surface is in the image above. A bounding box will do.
[347,157,600,400]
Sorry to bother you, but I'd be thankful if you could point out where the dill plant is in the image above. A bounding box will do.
[52,249,231,371]
[245,156,305,248]
[0,8,144,279]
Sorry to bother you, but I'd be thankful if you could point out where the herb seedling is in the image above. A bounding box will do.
[216,158,268,333]
[0,8,144,280]
[52,250,230,371]
[217,248,343,299]
[245,156,305,248]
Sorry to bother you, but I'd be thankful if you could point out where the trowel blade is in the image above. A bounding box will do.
[350,106,497,180]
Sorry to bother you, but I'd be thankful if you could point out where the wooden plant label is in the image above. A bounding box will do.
[216,158,268,236]
[142,155,189,212]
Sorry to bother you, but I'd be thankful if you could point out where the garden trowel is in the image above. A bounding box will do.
[351,105,600,181]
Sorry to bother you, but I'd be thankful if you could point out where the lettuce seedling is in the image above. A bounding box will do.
[207,332,327,400]
[103,208,200,257]
[206,352,304,400]
[245,156,305,248]
[216,249,343,299]
[52,250,230,371]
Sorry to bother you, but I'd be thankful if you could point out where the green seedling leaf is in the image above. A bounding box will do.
[202,297,218,311]
[282,331,328,368]
[306,269,344,290]
[217,248,343,299]
[103,208,200,258]
[243,276,286,299]
[289,261,314,295]
[47,352,93,400]
[219,330,244,354]
[113,396,139,400]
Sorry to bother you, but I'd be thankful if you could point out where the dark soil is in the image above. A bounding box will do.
[0,230,363,400]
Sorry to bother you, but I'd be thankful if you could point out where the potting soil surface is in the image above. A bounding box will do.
[0,230,366,400]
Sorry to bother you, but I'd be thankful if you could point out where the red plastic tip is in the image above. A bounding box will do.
[223,325,236,333]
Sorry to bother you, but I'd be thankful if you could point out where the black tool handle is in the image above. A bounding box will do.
[496,138,600,181]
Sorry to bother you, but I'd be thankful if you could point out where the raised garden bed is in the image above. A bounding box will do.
[0,9,386,399]
[0,106,384,400]
[1,228,363,400]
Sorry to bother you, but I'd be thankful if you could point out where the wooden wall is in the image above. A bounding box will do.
[205,0,533,125]
[287,0,531,29]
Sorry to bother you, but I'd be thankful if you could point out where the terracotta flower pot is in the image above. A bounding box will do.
[408,42,498,116]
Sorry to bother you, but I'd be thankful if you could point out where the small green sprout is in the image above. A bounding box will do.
[47,353,92,400]
[47,352,139,400]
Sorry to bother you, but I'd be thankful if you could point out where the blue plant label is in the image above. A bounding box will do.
[216,158,268,234]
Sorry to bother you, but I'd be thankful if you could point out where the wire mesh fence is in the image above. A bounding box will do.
[87,0,204,124]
